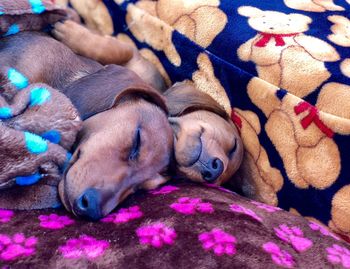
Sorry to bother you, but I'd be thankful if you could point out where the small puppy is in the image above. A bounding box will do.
[1,29,173,220]
[164,83,244,185]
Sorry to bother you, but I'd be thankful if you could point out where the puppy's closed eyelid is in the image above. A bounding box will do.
[228,138,237,158]
[129,127,142,161]
[76,149,81,159]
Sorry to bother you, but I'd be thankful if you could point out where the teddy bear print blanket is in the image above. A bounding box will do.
[62,0,350,242]
[0,0,81,209]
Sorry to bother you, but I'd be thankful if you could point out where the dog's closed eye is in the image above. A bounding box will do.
[228,138,237,159]
[129,127,141,162]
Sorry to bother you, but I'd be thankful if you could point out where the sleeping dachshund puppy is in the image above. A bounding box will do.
[53,19,244,187]
[1,28,173,220]
[164,82,244,186]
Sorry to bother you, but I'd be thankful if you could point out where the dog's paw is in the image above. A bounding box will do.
[52,20,87,53]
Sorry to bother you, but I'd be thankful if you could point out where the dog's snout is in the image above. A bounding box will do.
[73,188,103,221]
[201,158,224,182]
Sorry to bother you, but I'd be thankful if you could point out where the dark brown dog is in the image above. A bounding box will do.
[164,82,244,186]
[1,30,173,220]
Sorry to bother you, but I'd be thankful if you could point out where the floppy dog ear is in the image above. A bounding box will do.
[164,82,229,120]
[63,64,168,120]
[113,85,168,114]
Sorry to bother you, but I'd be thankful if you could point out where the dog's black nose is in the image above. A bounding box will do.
[201,158,224,182]
[73,188,103,221]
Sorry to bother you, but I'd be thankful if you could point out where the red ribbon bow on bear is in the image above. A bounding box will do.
[294,101,334,138]
[255,32,299,47]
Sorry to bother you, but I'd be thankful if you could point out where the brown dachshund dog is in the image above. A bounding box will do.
[54,20,244,187]
[164,83,244,186]
[1,27,173,220]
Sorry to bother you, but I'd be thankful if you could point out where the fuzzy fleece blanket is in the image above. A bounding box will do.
[0,183,349,268]
[64,0,350,241]
[0,0,82,209]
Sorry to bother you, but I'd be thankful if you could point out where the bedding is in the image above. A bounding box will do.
[0,1,349,267]
[0,183,349,268]
[64,0,350,241]
[0,0,81,210]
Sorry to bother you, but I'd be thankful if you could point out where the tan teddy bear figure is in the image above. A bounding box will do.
[69,0,114,35]
[284,0,344,12]
[316,16,350,237]
[126,0,227,66]
[192,53,231,114]
[237,6,339,99]
[328,15,350,47]
[230,108,284,206]
[246,76,342,191]
[315,16,350,122]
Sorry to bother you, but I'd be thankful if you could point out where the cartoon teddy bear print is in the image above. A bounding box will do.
[115,35,231,113]
[192,53,231,114]
[284,0,345,12]
[315,16,350,122]
[328,15,350,47]
[237,6,339,99]
[69,0,114,35]
[231,108,284,206]
[246,76,342,190]
[126,0,227,66]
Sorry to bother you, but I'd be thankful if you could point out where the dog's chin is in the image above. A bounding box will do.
[58,180,72,213]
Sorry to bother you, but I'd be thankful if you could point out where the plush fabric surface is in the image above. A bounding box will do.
[0,0,82,209]
[0,80,81,210]
[0,0,66,36]
[0,183,349,268]
[64,0,350,240]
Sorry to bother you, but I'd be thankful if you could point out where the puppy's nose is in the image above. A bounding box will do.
[201,158,224,182]
[73,188,103,221]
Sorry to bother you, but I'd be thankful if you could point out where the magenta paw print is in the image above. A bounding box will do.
[309,221,339,240]
[198,228,236,256]
[136,223,177,248]
[0,233,37,261]
[274,224,313,252]
[263,242,295,268]
[149,185,179,195]
[39,214,74,230]
[170,197,214,215]
[0,210,14,223]
[251,201,282,213]
[59,235,109,260]
[101,206,143,224]
[327,244,350,268]
[230,204,262,222]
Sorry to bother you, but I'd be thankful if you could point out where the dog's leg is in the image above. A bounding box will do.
[53,20,133,65]
[53,20,167,91]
